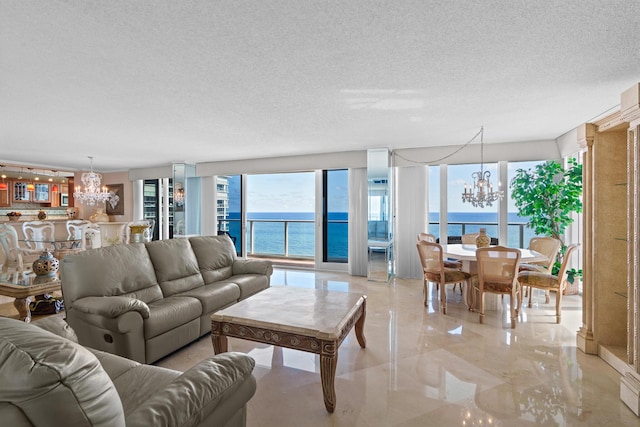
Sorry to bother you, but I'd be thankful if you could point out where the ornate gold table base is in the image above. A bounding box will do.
[211,288,367,413]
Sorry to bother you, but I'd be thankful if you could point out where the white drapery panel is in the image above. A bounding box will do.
[348,167,368,276]
[394,166,428,279]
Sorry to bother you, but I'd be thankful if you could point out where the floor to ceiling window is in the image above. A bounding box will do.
[428,165,440,238]
[507,160,545,248]
[218,175,242,255]
[216,170,349,267]
[323,169,348,263]
[246,172,315,260]
[447,163,499,241]
[428,161,548,247]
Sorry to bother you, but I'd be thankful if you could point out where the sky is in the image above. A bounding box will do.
[227,171,349,213]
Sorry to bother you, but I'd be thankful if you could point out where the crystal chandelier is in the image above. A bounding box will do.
[174,182,185,206]
[74,156,113,206]
[461,126,504,208]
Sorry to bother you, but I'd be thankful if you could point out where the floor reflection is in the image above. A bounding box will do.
[153,268,633,426]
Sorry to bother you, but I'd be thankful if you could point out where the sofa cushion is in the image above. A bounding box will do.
[189,236,236,284]
[0,318,126,427]
[178,281,241,314]
[144,296,202,339]
[228,274,270,299]
[62,244,163,307]
[145,239,205,296]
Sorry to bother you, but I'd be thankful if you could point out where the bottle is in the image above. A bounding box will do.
[476,228,490,248]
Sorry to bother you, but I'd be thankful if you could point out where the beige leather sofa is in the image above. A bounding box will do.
[61,235,273,363]
[0,316,256,427]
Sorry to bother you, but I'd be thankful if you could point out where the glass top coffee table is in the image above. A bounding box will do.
[0,271,61,322]
[210,286,367,413]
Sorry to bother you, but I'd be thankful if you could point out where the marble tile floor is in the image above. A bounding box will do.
[159,269,638,427]
[1,269,638,426]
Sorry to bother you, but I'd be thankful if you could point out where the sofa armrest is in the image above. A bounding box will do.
[32,316,79,343]
[126,352,256,427]
[72,296,150,319]
[232,259,273,276]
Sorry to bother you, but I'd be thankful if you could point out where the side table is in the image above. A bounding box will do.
[0,271,61,322]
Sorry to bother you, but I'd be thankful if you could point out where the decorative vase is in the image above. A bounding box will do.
[129,224,150,243]
[476,228,490,248]
[99,222,127,246]
[32,250,60,276]
[37,210,47,220]
[90,208,109,223]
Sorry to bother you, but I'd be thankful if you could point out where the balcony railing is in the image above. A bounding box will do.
[220,219,533,260]
[429,221,535,248]
[220,218,348,260]
[248,219,315,258]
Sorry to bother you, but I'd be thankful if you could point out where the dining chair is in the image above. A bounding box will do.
[417,233,464,294]
[0,224,24,272]
[519,236,562,304]
[416,240,473,314]
[474,246,522,328]
[82,223,102,249]
[66,220,91,240]
[125,219,155,243]
[22,221,55,252]
[517,244,579,323]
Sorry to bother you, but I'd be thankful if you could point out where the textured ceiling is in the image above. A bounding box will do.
[1,0,639,172]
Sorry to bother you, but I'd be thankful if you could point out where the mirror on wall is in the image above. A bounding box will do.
[367,148,393,282]
[172,163,200,237]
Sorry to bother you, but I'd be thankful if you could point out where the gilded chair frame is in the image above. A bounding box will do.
[474,246,522,328]
[416,240,472,314]
[517,244,579,323]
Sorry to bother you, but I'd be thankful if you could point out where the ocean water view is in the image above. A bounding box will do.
[226,212,347,259]
[223,211,535,259]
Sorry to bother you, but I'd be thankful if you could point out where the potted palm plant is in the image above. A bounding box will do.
[510,158,583,292]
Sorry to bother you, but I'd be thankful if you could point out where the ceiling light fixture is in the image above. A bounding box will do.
[74,156,113,206]
[461,126,504,208]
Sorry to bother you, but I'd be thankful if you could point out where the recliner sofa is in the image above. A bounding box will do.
[61,235,273,364]
[0,316,256,427]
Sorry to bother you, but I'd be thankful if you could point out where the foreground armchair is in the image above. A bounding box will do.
[0,316,256,427]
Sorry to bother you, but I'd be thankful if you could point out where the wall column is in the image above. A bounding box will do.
[577,124,597,354]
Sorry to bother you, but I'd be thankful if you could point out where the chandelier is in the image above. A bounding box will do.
[74,156,113,206]
[461,126,504,208]
[174,182,185,206]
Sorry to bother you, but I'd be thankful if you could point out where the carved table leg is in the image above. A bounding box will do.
[14,297,32,323]
[320,341,338,413]
[355,302,367,348]
[211,334,228,354]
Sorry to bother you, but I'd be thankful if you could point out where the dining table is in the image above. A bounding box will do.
[440,244,548,311]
